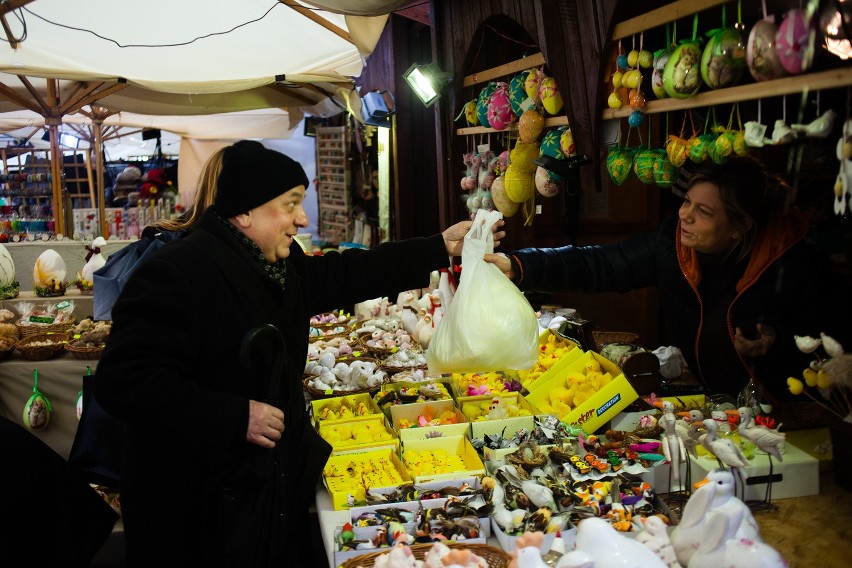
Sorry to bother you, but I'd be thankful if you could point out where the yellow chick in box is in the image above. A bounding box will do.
[517,334,579,389]
[534,367,613,416]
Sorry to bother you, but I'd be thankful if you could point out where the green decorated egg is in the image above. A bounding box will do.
[606,147,635,186]
[509,70,531,117]
[653,151,679,188]
[633,147,658,184]
[701,27,746,89]
[663,42,703,99]
[652,46,674,99]
[476,82,498,128]
[540,127,566,160]
[709,131,736,164]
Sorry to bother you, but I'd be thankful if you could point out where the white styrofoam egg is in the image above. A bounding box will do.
[0,243,15,288]
[33,249,67,286]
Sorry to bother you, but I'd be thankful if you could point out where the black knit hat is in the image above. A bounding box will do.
[214,140,309,218]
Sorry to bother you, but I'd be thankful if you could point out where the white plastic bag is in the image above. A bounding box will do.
[426,209,539,373]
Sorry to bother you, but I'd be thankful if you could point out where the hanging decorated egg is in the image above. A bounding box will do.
[629,89,646,110]
[538,75,564,115]
[540,127,566,160]
[775,9,814,75]
[651,46,674,98]
[509,71,530,117]
[33,249,67,287]
[607,91,624,109]
[628,110,644,128]
[633,147,658,184]
[617,53,629,70]
[510,142,539,173]
[606,147,635,186]
[666,134,689,167]
[709,131,736,164]
[23,391,52,430]
[0,243,15,288]
[701,27,746,89]
[663,42,703,98]
[504,163,535,203]
[535,166,560,197]
[463,100,479,126]
[524,69,542,103]
[732,130,748,156]
[653,151,679,188]
[560,128,577,157]
[747,18,788,82]
[688,133,716,163]
[487,82,514,131]
[491,175,520,218]
[518,109,545,143]
[476,83,498,128]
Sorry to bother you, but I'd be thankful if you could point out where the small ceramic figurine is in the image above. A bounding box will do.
[660,401,687,490]
[687,507,787,568]
[636,516,682,568]
[700,419,749,470]
[554,517,666,568]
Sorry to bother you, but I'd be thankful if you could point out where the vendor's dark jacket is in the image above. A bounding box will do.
[511,211,846,400]
[95,209,450,567]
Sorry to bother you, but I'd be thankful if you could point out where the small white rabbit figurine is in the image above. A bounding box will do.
[687,507,787,568]
[81,236,107,283]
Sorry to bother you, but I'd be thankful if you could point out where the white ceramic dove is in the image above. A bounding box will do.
[687,507,787,568]
[560,517,666,568]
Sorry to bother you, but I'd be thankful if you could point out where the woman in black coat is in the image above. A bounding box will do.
[486,156,847,404]
[95,141,498,567]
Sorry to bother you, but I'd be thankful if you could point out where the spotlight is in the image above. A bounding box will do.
[403,63,453,107]
[361,90,394,128]
[59,132,80,149]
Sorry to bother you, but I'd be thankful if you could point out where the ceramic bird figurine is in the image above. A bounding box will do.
[670,469,762,566]
[686,507,786,568]
[700,419,749,470]
[555,517,666,568]
[791,108,836,138]
[660,401,687,490]
[737,408,784,462]
[769,119,796,145]
[636,516,682,568]
[487,397,508,420]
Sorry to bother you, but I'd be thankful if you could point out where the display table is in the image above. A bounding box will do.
[0,352,96,459]
[2,239,131,290]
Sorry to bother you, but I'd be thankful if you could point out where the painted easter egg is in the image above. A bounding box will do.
[651,46,674,98]
[606,147,635,186]
[663,42,703,99]
[476,83,498,128]
[509,70,531,117]
[518,109,544,143]
[633,147,658,184]
[23,392,52,430]
[510,142,539,173]
[523,69,542,104]
[560,128,577,157]
[732,130,748,156]
[701,27,746,89]
[487,82,514,131]
[653,151,678,188]
[463,100,479,126]
[747,18,788,82]
[538,75,563,115]
[33,249,66,287]
[709,131,735,164]
[540,128,566,160]
[504,163,536,203]
[775,9,814,74]
[666,135,689,167]
[535,166,560,197]
[0,243,15,288]
[490,175,519,218]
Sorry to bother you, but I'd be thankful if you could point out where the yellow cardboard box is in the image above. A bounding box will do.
[318,414,400,455]
[457,392,540,440]
[389,399,470,441]
[310,392,383,427]
[400,435,486,484]
[525,351,638,434]
[507,330,583,392]
[323,448,411,510]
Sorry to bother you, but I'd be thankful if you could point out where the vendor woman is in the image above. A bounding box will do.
[486,156,848,405]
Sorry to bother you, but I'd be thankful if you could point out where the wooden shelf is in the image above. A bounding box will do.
[612,0,729,40]
[602,67,852,119]
[457,115,569,136]
[462,53,545,88]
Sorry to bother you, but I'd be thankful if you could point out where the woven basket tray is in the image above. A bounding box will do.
[592,330,639,351]
[64,343,106,360]
[301,376,385,400]
[17,320,76,339]
[340,542,512,568]
[16,333,69,361]
[358,335,423,359]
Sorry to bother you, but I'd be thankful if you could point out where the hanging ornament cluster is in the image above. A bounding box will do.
[460,150,499,218]
[835,119,852,215]
[608,35,651,131]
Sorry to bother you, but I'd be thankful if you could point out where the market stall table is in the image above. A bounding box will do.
[1,290,96,322]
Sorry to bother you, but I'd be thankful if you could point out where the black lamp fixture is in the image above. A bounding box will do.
[360,90,395,128]
[403,62,453,107]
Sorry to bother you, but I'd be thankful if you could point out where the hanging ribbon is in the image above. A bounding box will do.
[84,243,101,263]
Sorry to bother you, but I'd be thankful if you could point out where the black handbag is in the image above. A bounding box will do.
[68,367,126,488]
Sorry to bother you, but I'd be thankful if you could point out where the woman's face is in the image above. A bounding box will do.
[678,181,740,254]
[240,186,309,262]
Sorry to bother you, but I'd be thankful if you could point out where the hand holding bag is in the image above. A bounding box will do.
[426,209,539,373]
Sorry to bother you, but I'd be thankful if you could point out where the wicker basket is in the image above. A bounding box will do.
[592,330,639,351]
[301,376,385,400]
[358,335,422,359]
[340,542,512,568]
[16,333,69,361]
[64,343,105,360]
[308,323,353,343]
[0,341,15,361]
[17,320,76,339]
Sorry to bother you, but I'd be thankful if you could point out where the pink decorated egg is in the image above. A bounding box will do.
[747,18,788,82]
[775,9,814,75]
[487,82,514,131]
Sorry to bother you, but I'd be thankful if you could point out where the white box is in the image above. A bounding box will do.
[689,442,818,500]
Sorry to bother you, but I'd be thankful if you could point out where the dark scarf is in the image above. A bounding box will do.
[215,212,287,290]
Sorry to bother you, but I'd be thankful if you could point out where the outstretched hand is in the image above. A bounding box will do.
[483,252,514,280]
[442,218,506,257]
[734,323,776,357]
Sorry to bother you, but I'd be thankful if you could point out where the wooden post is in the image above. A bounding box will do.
[84,149,96,207]
[92,119,106,238]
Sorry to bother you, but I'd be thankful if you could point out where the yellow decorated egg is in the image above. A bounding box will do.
[463,100,479,126]
[560,128,577,157]
[510,142,539,173]
[504,163,535,203]
[523,69,542,103]
[518,109,545,143]
[666,135,689,167]
[33,249,66,287]
[538,75,563,115]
